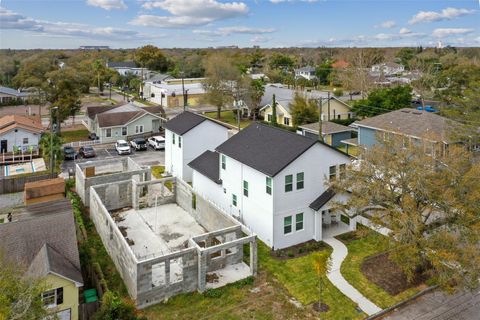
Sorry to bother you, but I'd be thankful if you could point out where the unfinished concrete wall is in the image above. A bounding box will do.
[89,186,139,298]
[203,227,244,273]
[176,179,235,232]
[76,158,150,207]
[93,180,132,211]
[136,248,198,308]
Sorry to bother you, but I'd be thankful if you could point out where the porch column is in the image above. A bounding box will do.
[314,211,322,241]
[349,211,357,231]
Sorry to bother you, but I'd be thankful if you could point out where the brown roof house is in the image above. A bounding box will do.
[353,108,459,157]
[84,103,165,142]
[0,198,83,320]
[0,114,44,153]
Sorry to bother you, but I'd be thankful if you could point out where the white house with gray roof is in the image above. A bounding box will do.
[164,111,230,183]
[295,66,317,80]
[189,123,353,249]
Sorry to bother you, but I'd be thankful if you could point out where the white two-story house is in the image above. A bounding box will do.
[164,111,229,183]
[189,123,352,249]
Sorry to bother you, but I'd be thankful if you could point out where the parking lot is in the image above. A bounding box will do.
[61,145,165,177]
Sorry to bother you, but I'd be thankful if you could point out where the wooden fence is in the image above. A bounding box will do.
[0,172,58,194]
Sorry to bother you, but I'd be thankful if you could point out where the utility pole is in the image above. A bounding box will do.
[318,97,324,142]
[271,94,278,126]
[327,91,331,121]
[181,71,186,111]
[50,107,58,174]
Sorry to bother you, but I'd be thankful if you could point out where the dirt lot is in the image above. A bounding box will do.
[361,252,429,295]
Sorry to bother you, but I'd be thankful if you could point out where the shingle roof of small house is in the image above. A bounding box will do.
[355,108,456,143]
[0,199,83,285]
[188,150,221,184]
[163,111,229,136]
[215,123,318,177]
[0,86,29,97]
[107,61,137,68]
[87,103,164,127]
[0,115,43,135]
[299,121,354,135]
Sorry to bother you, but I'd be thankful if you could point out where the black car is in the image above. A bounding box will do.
[79,146,96,158]
[130,138,148,151]
[88,132,99,140]
[63,146,77,160]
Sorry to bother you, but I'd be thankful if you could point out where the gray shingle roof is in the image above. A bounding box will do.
[355,108,456,143]
[215,122,318,177]
[0,86,29,97]
[163,111,228,136]
[86,105,119,120]
[299,121,354,135]
[97,111,143,127]
[188,150,221,184]
[0,199,83,285]
[309,187,336,211]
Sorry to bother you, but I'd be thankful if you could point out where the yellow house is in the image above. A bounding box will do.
[0,199,83,320]
[259,85,354,127]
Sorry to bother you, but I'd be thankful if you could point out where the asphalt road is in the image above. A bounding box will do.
[61,145,165,177]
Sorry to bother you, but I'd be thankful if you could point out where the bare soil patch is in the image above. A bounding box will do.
[361,252,429,295]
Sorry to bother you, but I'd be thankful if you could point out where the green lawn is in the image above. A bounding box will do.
[258,242,365,320]
[151,165,173,190]
[61,129,90,143]
[204,111,251,128]
[340,230,424,309]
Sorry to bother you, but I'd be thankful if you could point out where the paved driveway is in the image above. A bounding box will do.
[61,146,164,177]
[383,289,480,320]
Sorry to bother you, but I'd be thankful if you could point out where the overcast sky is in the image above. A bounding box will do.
[0,0,479,49]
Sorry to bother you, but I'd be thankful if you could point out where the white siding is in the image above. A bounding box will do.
[165,120,229,183]
[219,155,274,247]
[271,144,350,249]
[191,170,226,210]
[0,128,41,152]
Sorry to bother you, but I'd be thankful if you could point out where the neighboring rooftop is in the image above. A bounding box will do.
[0,199,83,285]
[107,61,138,69]
[163,111,228,136]
[87,103,164,127]
[295,66,316,73]
[216,122,318,177]
[355,108,456,142]
[188,150,221,184]
[299,121,354,135]
[0,114,43,135]
[86,105,119,119]
[146,73,174,83]
[260,84,327,111]
[0,86,29,97]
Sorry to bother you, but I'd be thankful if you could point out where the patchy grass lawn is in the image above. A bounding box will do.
[204,111,251,128]
[339,229,426,309]
[144,270,317,320]
[61,129,90,142]
[258,242,365,320]
[151,165,173,190]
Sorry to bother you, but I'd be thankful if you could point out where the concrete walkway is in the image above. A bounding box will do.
[323,237,382,316]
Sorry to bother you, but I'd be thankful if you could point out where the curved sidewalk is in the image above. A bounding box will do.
[323,237,382,316]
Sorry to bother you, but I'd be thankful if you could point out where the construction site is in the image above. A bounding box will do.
[77,159,257,308]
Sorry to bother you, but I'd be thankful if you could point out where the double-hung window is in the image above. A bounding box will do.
[285,174,293,192]
[284,216,292,234]
[42,287,63,308]
[296,213,304,231]
[283,117,290,126]
[296,172,304,190]
[135,125,144,134]
[243,180,248,197]
[121,127,127,136]
[178,136,182,148]
[232,194,237,207]
[172,133,175,145]
[266,177,272,195]
[221,154,226,170]
[106,128,112,138]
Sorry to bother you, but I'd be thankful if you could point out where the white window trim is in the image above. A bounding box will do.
[283,215,293,235]
[295,213,304,232]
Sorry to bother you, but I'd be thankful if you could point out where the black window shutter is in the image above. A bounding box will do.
[56,287,64,305]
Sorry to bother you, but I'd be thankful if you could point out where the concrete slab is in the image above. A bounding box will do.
[117,203,206,260]
[205,262,251,289]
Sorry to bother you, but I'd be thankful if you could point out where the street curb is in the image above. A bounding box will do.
[364,285,439,319]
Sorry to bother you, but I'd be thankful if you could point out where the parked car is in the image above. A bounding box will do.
[63,146,77,160]
[115,140,131,155]
[79,146,96,158]
[130,138,148,151]
[88,132,99,140]
[148,136,165,150]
